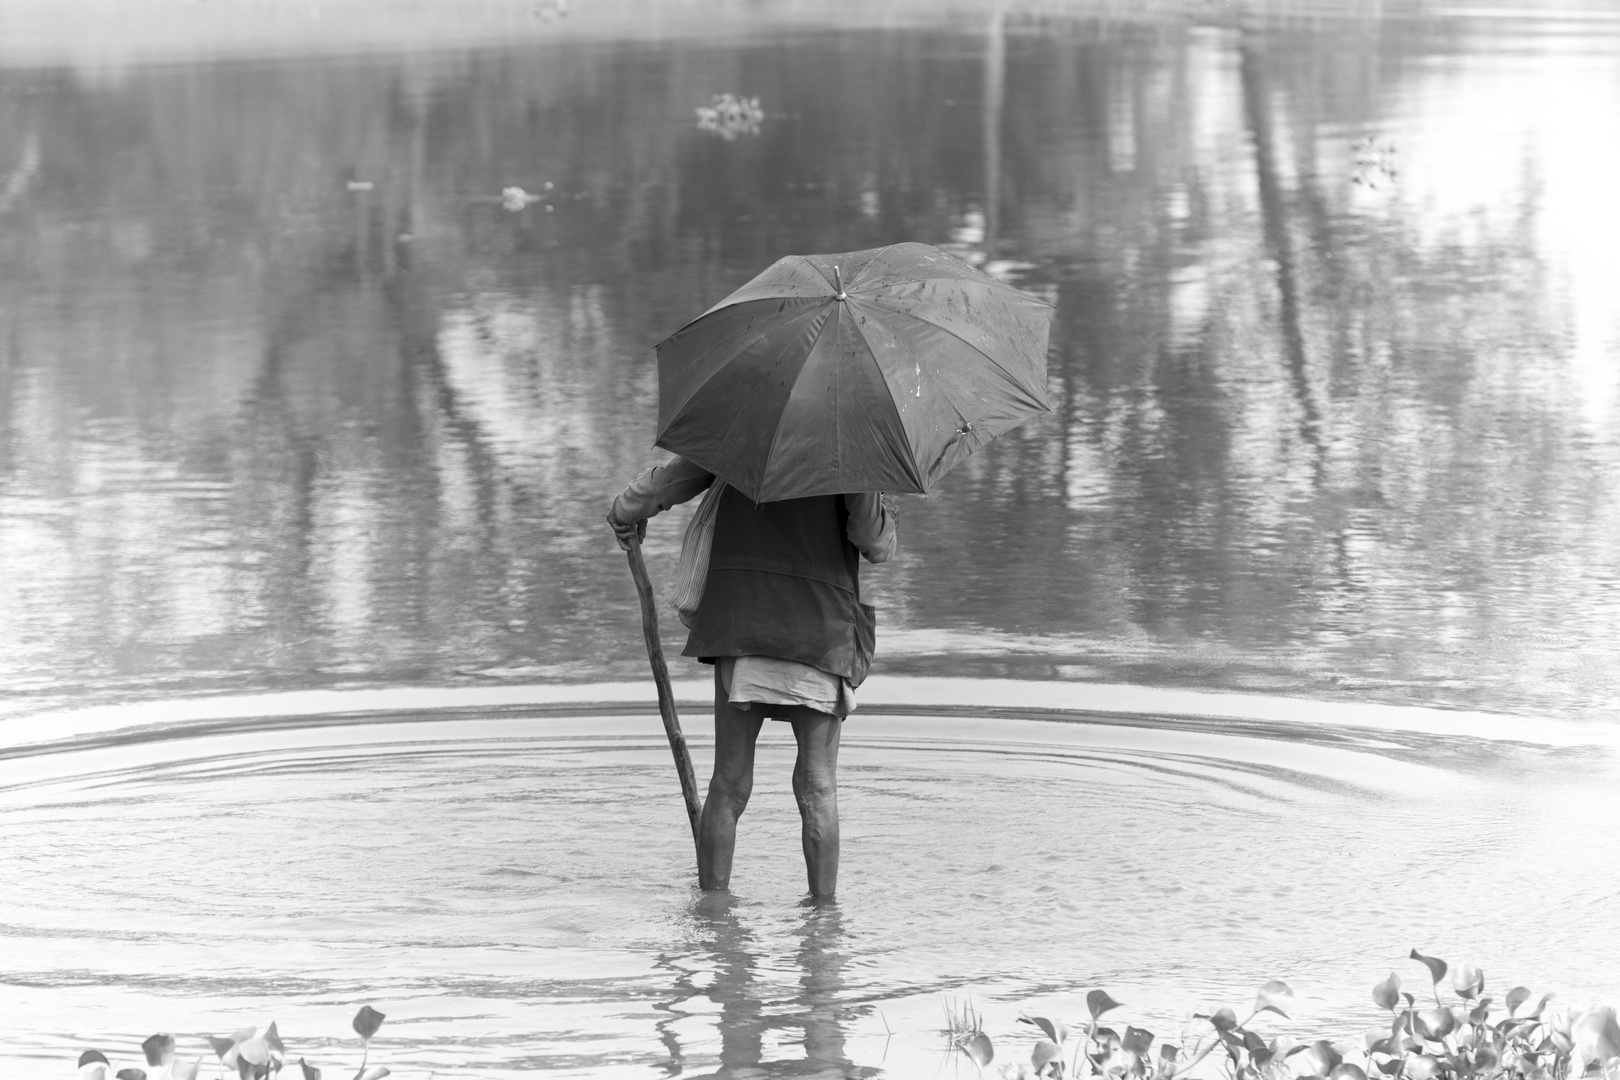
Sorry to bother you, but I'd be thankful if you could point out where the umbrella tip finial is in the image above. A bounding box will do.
[833,265,846,300]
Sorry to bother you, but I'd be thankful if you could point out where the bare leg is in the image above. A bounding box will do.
[699,678,764,892]
[790,711,843,898]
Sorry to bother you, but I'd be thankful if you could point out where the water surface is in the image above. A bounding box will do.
[3,682,1617,1076]
[3,3,1619,720]
[3,2,1620,1075]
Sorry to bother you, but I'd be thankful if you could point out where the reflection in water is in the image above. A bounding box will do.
[659,895,876,1078]
[2,14,1619,723]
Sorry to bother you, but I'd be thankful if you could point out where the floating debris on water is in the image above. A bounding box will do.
[501,186,540,211]
[696,94,764,140]
[346,180,374,192]
[1352,136,1398,187]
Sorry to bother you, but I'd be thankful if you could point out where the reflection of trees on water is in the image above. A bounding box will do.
[1,20,1617,714]
[654,896,876,1078]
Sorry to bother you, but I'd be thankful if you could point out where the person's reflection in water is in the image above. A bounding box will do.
[793,898,876,1077]
[657,893,878,1078]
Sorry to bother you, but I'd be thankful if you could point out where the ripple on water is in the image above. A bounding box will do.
[0,684,1616,1077]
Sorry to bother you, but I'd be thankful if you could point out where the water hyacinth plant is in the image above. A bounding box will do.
[947,952,1620,1080]
[75,1006,388,1080]
[694,93,765,140]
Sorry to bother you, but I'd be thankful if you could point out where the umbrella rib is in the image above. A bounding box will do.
[656,301,828,441]
[845,307,927,492]
[858,296,1052,410]
[756,301,842,500]
[847,261,1053,304]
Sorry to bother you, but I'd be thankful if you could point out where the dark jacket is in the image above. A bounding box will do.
[682,486,875,685]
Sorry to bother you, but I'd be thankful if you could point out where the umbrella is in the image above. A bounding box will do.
[618,242,1053,861]
[654,242,1054,504]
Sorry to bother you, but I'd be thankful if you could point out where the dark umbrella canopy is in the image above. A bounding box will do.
[653,242,1054,504]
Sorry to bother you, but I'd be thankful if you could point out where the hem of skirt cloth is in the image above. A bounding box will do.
[718,657,857,718]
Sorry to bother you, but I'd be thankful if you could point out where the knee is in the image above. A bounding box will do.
[792,769,837,815]
[707,772,754,816]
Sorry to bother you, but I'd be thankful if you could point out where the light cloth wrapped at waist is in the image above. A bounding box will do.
[718,655,857,718]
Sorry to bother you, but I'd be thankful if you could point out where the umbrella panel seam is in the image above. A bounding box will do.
[854,294,1051,409]
[754,303,842,502]
[843,300,928,493]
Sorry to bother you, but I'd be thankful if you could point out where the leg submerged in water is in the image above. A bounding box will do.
[790,711,842,899]
[699,691,764,892]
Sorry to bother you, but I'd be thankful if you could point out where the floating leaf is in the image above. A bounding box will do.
[1033,1038,1063,1071]
[264,1022,285,1055]
[1088,991,1123,1021]
[1301,1041,1343,1075]
[1452,964,1484,1001]
[141,1034,175,1068]
[1410,950,1448,987]
[961,1032,993,1068]
[115,1071,146,1080]
[1256,980,1295,1019]
[1573,1007,1620,1067]
[1406,1055,1443,1080]
[352,1006,386,1041]
[238,1038,271,1066]
[1274,1037,1305,1060]
[1124,1027,1156,1056]
[208,1037,235,1061]
[1160,1044,1180,1062]
[1329,1065,1368,1080]
[79,1064,107,1080]
[1021,1015,1070,1045]
[79,1052,110,1068]
[1505,988,1532,1016]
[1371,973,1400,1012]
[1416,1009,1456,1041]
[221,1028,257,1069]
[1206,1008,1239,1033]
[1469,999,1492,1025]
[173,1058,202,1080]
[299,1060,322,1080]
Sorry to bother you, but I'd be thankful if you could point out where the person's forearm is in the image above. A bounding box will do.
[845,492,897,564]
[610,456,714,524]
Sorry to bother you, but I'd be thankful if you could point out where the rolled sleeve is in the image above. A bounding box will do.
[845,492,897,564]
[610,456,715,525]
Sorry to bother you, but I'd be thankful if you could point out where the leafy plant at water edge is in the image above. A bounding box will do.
[948,952,1620,1080]
[948,994,997,1069]
[76,1006,389,1080]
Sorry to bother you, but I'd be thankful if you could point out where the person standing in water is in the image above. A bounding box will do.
[609,456,896,899]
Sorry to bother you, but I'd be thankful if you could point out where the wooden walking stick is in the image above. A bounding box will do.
[623,530,704,850]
